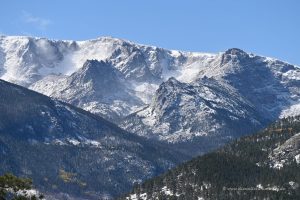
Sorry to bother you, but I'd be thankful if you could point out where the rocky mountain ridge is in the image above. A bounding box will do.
[1,35,300,154]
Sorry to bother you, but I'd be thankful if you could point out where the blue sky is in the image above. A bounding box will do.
[1,0,299,65]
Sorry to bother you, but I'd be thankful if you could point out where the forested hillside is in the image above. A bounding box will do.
[122,116,300,200]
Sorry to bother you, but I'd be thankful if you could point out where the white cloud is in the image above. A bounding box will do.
[22,11,52,30]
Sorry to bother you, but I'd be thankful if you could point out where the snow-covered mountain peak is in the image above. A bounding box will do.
[219,48,250,66]
[0,35,219,86]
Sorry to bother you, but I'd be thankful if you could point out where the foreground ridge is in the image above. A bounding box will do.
[0,79,185,199]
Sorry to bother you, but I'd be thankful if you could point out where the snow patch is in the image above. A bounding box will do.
[280,103,300,118]
[295,154,300,164]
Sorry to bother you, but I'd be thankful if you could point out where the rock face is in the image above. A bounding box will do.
[1,36,300,155]
[121,77,264,142]
[0,79,185,199]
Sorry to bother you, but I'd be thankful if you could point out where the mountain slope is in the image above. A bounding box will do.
[122,116,300,200]
[0,79,186,199]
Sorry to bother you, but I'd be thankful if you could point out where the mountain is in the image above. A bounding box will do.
[24,36,215,121]
[1,35,300,155]
[121,116,300,200]
[121,76,264,141]
[0,79,186,199]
